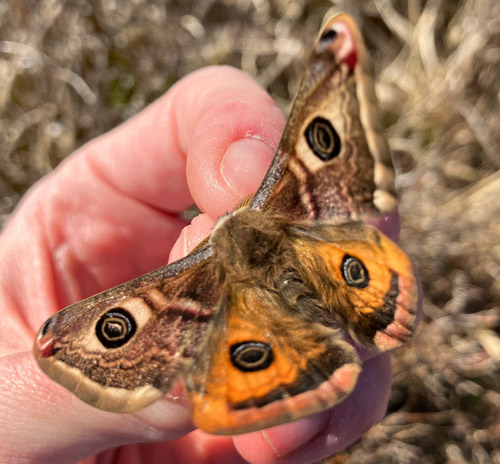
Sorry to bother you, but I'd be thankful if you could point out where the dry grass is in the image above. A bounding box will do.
[1,0,499,463]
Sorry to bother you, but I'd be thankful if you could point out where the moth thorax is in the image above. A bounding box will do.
[211,210,287,271]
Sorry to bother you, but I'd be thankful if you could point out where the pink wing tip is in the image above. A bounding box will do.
[35,333,56,358]
[320,17,359,70]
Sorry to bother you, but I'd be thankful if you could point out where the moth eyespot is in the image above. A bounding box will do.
[230,341,274,372]
[96,308,137,348]
[341,255,369,288]
[319,28,337,44]
[305,117,341,161]
[40,317,54,336]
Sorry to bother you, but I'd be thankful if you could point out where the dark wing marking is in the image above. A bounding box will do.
[289,221,418,351]
[185,283,360,434]
[251,14,396,221]
[34,245,224,413]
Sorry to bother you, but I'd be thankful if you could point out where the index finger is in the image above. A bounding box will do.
[76,65,285,217]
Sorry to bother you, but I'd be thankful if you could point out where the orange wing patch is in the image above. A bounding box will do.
[292,222,418,351]
[185,286,361,435]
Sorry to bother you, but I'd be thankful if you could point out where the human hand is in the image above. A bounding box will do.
[0,66,400,464]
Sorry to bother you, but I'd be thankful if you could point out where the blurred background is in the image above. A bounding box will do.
[0,0,499,462]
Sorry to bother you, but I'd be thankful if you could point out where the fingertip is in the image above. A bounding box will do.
[64,65,283,220]
[220,137,277,200]
[168,214,215,262]
[367,209,400,242]
[182,66,285,218]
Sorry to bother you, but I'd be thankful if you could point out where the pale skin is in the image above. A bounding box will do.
[0,66,413,464]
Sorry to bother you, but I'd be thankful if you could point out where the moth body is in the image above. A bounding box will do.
[211,207,295,280]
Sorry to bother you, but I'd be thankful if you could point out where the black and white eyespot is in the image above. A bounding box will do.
[230,341,274,372]
[40,316,54,336]
[305,117,341,161]
[319,28,337,45]
[341,255,370,288]
[317,25,340,53]
[96,308,137,348]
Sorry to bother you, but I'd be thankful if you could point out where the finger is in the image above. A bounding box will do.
[182,73,284,218]
[168,213,216,262]
[45,65,281,299]
[367,210,400,243]
[1,66,283,320]
[116,432,248,464]
[233,353,392,464]
[60,65,283,217]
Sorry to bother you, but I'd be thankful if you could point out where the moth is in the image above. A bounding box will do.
[34,14,418,435]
